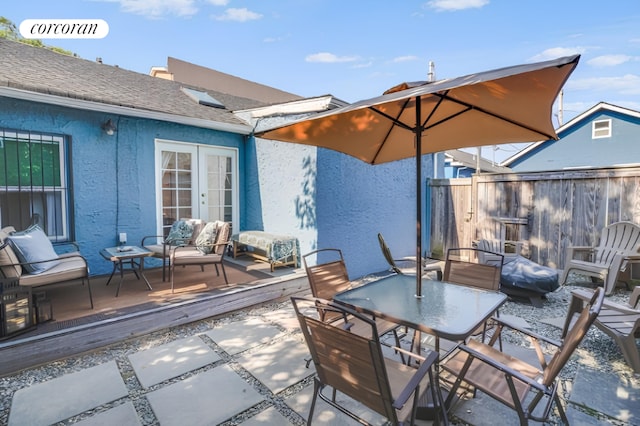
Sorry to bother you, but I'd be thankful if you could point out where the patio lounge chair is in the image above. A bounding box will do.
[0,225,93,309]
[291,296,447,425]
[302,248,405,353]
[440,287,604,425]
[562,286,640,373]
[169,221,231,293]
[560,221,640,295]
[377,233,443,280]
[141,218,204,281]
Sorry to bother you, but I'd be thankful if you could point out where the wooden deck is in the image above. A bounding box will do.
[0,258,309,377]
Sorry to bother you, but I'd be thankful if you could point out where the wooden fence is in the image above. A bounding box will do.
[428,166,640,269]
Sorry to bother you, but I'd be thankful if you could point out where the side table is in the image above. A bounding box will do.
[100,246,153,297]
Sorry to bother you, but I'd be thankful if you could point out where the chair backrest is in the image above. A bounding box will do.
[377,233,402,274]
[594,221,640,265]
[444,247,503,291]
[212,221,232,255]
[542,287,604,386]
[291,296,398,422]
[302,249,351,300]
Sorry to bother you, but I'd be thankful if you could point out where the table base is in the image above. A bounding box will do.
[105,258,152,297]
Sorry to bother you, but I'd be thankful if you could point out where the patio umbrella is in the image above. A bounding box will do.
[255,54,580,297]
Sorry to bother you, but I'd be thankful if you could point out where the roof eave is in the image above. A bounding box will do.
[0,86,253,135]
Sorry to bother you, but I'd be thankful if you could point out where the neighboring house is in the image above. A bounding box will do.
[503,103,640,172]
[0,39,437,279]
[150,57,302,104]
[444,149,511,178]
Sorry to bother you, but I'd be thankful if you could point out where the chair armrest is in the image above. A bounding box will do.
[630,287,640,309]
[566,245,594,261]
[141,235,165,246]
[450,343,547,392]
[492,316,562,349]
[571,288,640,313]
[393,350,438,410]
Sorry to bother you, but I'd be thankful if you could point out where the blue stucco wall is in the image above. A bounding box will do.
[316,149,435,280]
[510,111,640,172]
[1,98,244,275]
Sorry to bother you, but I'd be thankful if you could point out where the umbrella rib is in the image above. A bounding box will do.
[427,92,558,140]
[368,98,414,164]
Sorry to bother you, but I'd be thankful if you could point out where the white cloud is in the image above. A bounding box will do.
[106,0,198,18]
[305,52,359,63]
[213,8,262,22]
[206,0,228,5]
[529,47,586,62]
[392,55,419,63]
[426,0,489,12]
[567,74,640,95]
[587,54,632,67]
[351,61,373,69]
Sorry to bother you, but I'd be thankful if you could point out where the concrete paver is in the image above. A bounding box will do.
[146,364,264,426]
[236,336,315,394]
[74,402,142,426]
[8,361,128,426]
[205,317,285,355]
[239,406,294,425]
[128,336,221,388]
[569,367,640,423]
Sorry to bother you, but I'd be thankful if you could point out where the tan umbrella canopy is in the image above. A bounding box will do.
[256,54,580,296]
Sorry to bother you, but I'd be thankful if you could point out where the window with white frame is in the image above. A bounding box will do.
[592,119,612,139]
[0,129,70,240]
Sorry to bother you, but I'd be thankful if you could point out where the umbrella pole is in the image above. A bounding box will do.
[415,97,423,298]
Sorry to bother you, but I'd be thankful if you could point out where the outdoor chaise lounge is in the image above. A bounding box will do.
[0,225,93,309]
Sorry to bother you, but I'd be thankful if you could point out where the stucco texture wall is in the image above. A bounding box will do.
[316,150,435,280]
[1,99,244,275]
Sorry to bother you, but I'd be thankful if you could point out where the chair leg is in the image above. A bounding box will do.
[220,262,228,284]
[170,264,175,293]
[85,276,94,309]
[307,378,321,425]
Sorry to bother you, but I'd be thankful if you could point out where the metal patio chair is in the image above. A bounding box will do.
[291,296,447,425]
[440,287,604,425]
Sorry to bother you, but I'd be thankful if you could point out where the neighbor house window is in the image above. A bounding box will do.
[592,119,611,139]
[0,129,70,240]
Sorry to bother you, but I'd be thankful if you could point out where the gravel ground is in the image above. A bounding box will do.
[1,272,637,425]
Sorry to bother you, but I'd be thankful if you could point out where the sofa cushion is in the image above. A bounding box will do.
[7,225,60,274]
[18,254,87,287]
[0,226,22,278]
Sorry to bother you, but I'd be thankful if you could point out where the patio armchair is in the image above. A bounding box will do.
[141,218,204,281]
[440,287,604,425]
[291,296,447,425]
[169,221,231,293]
[0,225,93,309]
[562,286,640,373]
[377,233,443,280]
[302,248,406,360]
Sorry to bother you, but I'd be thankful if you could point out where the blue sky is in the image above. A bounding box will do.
[4,0,640,161]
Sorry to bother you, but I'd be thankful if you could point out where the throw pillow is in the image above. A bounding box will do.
[195,222,219,254]
[7,225,60,274]
[165,220,194,246]
[0,227,22,278]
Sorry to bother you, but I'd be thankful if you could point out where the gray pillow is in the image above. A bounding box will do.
[165,220,194,246]
[7,225,60,274]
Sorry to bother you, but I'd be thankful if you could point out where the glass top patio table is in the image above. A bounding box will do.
[334,274,507,342]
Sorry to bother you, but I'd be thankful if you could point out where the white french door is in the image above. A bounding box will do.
[155,140,238,237]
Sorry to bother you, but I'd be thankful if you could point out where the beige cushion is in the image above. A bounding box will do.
[0,226,22,278]
[19,254,88,287]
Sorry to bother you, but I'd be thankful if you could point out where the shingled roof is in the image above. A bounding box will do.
[0,39,263,133]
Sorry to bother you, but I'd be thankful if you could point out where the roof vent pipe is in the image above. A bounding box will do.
[428,61,436,82]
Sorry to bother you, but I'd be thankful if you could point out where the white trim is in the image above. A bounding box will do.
[0,86,253,135]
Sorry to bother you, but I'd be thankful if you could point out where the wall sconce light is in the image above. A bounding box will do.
[101,119,117,136]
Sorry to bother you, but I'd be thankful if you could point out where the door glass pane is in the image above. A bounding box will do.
[160,149,193,235]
